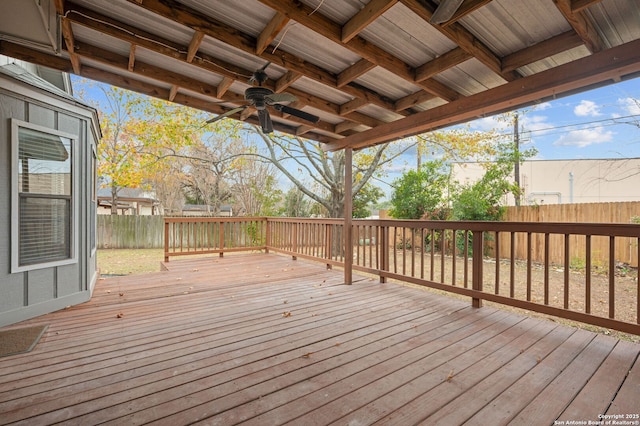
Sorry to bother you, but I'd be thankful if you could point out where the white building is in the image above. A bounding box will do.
[451,158,640,205]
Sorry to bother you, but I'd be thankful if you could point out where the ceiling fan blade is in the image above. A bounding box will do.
[206,106,246,124]
[258,109,274,133]
[273,104,320,124]
[430,0,464,24]
[265,93,297,104]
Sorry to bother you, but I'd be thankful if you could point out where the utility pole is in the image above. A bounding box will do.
[514,112,521,206]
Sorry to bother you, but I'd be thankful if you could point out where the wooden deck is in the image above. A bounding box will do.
[1,253,638,425]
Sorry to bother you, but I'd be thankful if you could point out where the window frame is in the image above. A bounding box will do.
[11,119,78,273]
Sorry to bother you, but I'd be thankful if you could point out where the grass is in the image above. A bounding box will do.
[97,248,165,275]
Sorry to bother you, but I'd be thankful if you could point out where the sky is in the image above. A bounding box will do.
[463,77,640,161]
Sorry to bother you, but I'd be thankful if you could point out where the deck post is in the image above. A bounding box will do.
[344,148,353,285]
[472,230,484,308]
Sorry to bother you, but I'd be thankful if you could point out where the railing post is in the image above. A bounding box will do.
[472,230,484,308]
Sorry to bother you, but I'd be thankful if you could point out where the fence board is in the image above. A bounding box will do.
[502,202,640,267]
[97,215,164,249]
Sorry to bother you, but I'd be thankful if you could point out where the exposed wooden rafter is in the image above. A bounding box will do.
[325,38,640,151]
[553,0,604,53]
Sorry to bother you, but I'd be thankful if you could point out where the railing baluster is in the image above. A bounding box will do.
[464,230,469,288]
[510,232,515,298]
[495,231,500,295]
[430,229,435,281]
[440,230,445,284]
[564,234,570,309]
[609,236,615,319]
[544,233,550,305]
[527,232,532,301]
[585,235,591,314]
[452,230,456,286]
[472,231,484,308]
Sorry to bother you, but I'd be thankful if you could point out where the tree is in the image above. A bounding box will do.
[91,85,146,214]
[230,156,282,216]
[353,182,384,218]
[253,128,410,218]
[451,138,537,221]
[280,186,311,217]
[76,81,206,214]
[388,161,451,219]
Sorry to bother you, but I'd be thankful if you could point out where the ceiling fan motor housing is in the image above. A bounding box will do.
[245,87,274,110]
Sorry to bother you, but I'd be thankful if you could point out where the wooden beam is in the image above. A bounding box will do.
[256,12,289,54]
[64,2,382,129]
[128,44,136,72]
[61,18,81,74]
[571,0,603,13]
[400,0,520,82]
[415,47,472,82]
[337,59,377,88]
[502,31,584,73]
[0,41,338,144]
[553,0,604,53]
[216,76,234,98]
[295,125,314,135]
[275,71,302,93]
[186,30,205,63]
[54,0,65,14]
[439,0,493,26]
[324,38,640,151]
[258,0,462,102]
[339,98,369,115]
[335,120,362,134]
[342,0,397,43]
[395,91,436,112]
[169,85,179,102]
[125,0,399,112]
[73,41,224,99]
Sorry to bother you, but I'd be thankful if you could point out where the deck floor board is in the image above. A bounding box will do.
[0,253,638,425]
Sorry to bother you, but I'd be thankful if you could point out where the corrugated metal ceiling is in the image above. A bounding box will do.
[0,0,638,149]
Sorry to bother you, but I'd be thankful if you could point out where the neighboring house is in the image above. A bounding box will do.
[451,158,640,205]
[97,187,160,215]
[0,59,100,327]
[180,204,233,217]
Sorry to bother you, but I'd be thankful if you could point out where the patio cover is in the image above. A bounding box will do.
[0,0,638,151]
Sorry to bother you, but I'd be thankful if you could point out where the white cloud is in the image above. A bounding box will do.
[574,100,602,117]
[553,127,613,148]
[618,97,640,115]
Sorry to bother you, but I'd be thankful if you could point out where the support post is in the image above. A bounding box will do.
[472,231,484,308]
[344,148,353,285]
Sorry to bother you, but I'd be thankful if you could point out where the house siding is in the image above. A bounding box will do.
[0,69,99,327]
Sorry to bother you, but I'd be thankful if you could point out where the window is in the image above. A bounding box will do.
[12,120,76,271]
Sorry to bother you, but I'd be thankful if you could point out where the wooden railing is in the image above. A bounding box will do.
[164,217,640,335]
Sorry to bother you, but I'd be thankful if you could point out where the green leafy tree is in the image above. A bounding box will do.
[353,182,384,218]
[389,161,451,219]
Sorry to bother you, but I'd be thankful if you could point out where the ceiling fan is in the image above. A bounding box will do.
[206,62,320,133]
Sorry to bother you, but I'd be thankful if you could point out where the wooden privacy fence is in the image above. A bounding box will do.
[164,217,640,336]
[503,202,640,267]
[97,215,164,249]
